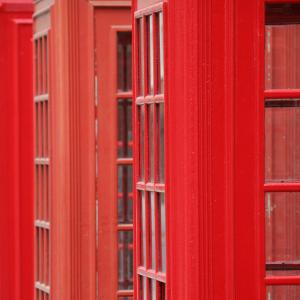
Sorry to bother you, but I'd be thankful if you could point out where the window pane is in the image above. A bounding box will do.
[158,193,166,272]
[117,32,132,92]
[266,285,300,300]
[147,15,154,95]
[139,105,145,180]
[158,282,166,300]
[265,101,300,182]
[150,279,156,300]
[149,104,154,182]
[139,276,146,300]
[118,165,133,224]
[118,99,133,158]
[138,18,144,96]
[141,192,146,266]
[158,12,164,94]
[265,192,300,267]
[157,104,165,183]
[150,192,155,270]
[118,231,133,290]
[265,4,300,89]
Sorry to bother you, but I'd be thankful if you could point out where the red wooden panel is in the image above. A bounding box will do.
[0,4,33,300]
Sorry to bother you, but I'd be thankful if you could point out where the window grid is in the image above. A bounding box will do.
[264,4,300,298]
[117,31,134,299]
[34,33,50,300]
[135,5,166,300]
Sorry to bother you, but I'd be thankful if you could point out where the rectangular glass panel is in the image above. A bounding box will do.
[139,276,144,300]
[158,193,166,272]
[265,192,300,270]
[150,192,156,270]
[147,15,154,95]
[117,32,132,92]
[265,100,300,182]
[139,105,145,180]
[141,192,146,266]
[266,285,300,299]
[157,104,165,183]
[118,99,133,158]
[265,4,300,89]
[149,104,154,182]
[158,282,166,300]
[158,12,164,94]
[151,280,156,300]
[118,231,133,290]
[138,18,144,96]
[118,165,133,224]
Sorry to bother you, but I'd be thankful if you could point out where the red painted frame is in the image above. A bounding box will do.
[94,6,132,299]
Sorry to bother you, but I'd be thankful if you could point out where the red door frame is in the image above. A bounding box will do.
[0,1,34,299]
[94,6,132,299]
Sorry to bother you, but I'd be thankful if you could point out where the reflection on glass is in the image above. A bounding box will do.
[159,193,166,272]
[118,231,133,290]
[265,100,300,182]
[141,192,146,266]
[138,18,144,96]
[149,104,154,181]
[118,99,133,158]
[118,165,133,224]
[143,277,147,300]
[265,4,300,90]
[265,193,300,266]
[139,105,145,180]
[150,279,156,300]
[117,32,132,92]
[266,285,300,300]
[158,12,164,94]
[150,192,156,269]
[147,15,154,94]
[157,104,165,183]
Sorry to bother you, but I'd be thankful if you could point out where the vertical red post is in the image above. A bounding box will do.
[0,1,33,299]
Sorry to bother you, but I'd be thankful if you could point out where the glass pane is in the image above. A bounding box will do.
[265,192,300,268]
[266,285,300,300]
[118,231,133,290]
[118,99,133,158]
[147,15,154,95]
[158,193,166,272]
[118,165,133,224]
[150,192,156,269]
[117,32,132,92]
[265,4,300,89]
[159,282,166,300]
[141,192,146,266]
[138,18,144,96]
[149,104,154,182]
[119,297,133,300]
[157,104,165,183]
[158,12,164,94]
[139,105,145,180]
[265,101,300,182]
[150,279,156,300]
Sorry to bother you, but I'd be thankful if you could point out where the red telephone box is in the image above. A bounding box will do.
[132,0,300,299]
[0,1,33,299]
